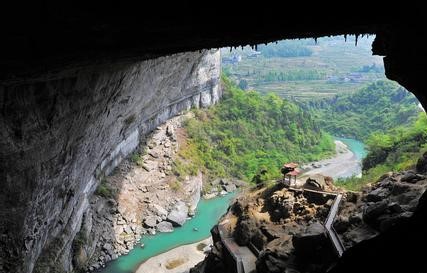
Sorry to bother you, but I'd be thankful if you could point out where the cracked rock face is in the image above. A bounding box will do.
[0,49,220,273]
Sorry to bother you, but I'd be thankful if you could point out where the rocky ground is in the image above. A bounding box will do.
[334,169,427,249]
[71,113,242,272]
[191,157,427,273]
[192,182,339,273]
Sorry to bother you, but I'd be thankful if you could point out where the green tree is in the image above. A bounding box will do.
[179,74,335,182]
[238,79,248,90]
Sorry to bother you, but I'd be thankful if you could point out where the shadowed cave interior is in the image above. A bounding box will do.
[1,3,427,273]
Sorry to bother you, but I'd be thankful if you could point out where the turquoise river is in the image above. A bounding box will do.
[335,137,367,160]
[99,192,236,273]
[98,138,365,273]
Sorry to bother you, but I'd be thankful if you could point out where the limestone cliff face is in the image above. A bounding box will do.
[0,49,220,273]
[77,113,206,272]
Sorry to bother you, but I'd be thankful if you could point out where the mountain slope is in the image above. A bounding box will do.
[306,80,420,140]
[178,75,335,181]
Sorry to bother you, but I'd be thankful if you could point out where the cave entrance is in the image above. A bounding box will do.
[210,34,427,273]
[220,35,424,190]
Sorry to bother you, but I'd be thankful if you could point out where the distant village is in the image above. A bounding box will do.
[326,73,363,84]
[223,50,383,85]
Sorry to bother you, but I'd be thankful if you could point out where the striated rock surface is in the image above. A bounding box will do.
[167,201,190,227]
[74,113,216,271]
[0,49,220,273]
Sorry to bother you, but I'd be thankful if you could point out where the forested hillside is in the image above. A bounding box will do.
[306,80,420,140]
[176,76,335,182]
[257,40,315,58]
[337,113,427,190]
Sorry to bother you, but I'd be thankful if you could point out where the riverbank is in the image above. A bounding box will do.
[97,192,236,273]
[300,140,362,179]
[135,238,211,273]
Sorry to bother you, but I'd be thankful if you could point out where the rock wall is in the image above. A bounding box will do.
[76,114,205,272]
[0,49,221,273]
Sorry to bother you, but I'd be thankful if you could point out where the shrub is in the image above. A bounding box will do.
[95,177,113,198]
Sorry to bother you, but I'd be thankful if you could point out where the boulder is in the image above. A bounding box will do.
[292,222,327,258]
[304,177,323,190]
[348,213,363,226]
[396,187,425,207]
[203,193,217,199]
[400,171,420,183]
[143,215,158,228]
[416,151,427,174]
[148,151,159,158]
[376,172,394,184]
[166,125,174,137]
[167,201,189,226]
[202,244,212,253]
[231,179,247,188]
[378,212,411,232]
[366,187,390,202]
[102,243,113,252]
[123,225,133,234]
[233,217,258,246]
[256,250,289,273]
[150,204,168,217]
[156,221,174,232]
[256,235,294,273]
[333,215,351,233]
[388,202,403,213]
[342,226,378,245]
[363,200,388,227]
[222,183,236,193]
[391,182,412,195]
[210,178,221,186]
[184,171,203,213]
[219,178,228,185]
[251,229,269,250]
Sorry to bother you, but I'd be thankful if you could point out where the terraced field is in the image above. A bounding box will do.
[222,36,386,101]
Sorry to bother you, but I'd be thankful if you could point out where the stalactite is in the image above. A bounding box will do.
[344,34,347,42]
[355,34,359,46]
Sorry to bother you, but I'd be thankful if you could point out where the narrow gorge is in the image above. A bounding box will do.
[1,5,427,273]
[0,50,221,273]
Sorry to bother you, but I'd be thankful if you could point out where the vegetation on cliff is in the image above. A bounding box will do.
[336,112,427,190]
[257,39,314,58]
[179,75,334,182]
[306,80,420,140]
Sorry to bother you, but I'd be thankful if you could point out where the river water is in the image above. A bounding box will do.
[98,192,236,273]
[335,137,367,161]
[97,139,365,273]
[332,137,367,178]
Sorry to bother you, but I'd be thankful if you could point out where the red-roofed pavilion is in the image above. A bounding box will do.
[281,162,300,186]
